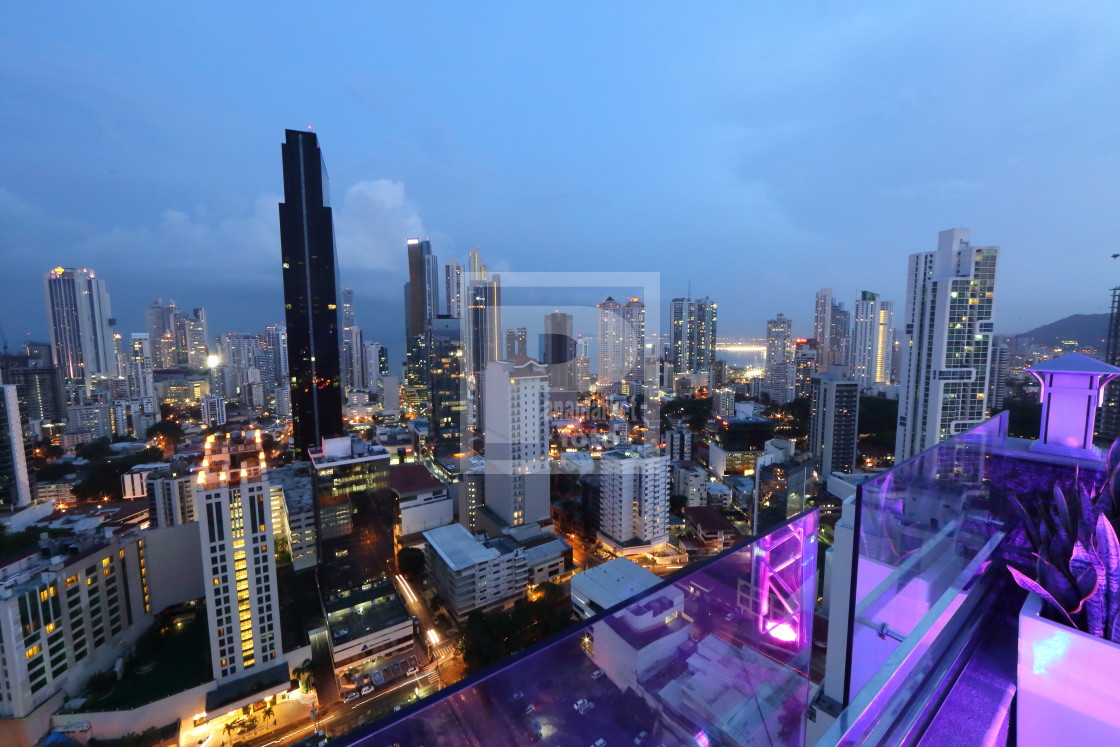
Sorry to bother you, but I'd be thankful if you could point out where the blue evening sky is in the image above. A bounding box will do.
[2,2,1118,360]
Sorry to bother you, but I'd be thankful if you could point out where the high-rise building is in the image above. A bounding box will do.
[0,529,151,724]
[217,332,260,400]
[44,267,115,386]
[146,468,196,527]
[896,228,998,460]
[597,296,646,393]
[0,343,64,429]
[597,444,669,552]
[182,308,210,368]
[813,289,851,371]
[362,341,385,393]
[126,333,155,401]
[622,297,647,386]
[464,249,501,378]
[666,426,693,462]
[309,436,393,601]
[794,339,818,400]
[668,297,718,376]
[445,259,465,319]
[813,289,832,372]
[598,297,624,391]
[810,365,860,476]
[278,129,345,456]
[988,342,1010,412]
[341,287,361,394]
[201,394,227,428]
[261,323,288,387]
[404,239,439,397]
[483,358,549,527]
[505,327,527,359]
[195,433,280,681]
[541,313,575,392]
[833,302,846,369]
[574,336,592,395]
[850,291,895,389]
[0,385,31,509]
[430,316,465,449]
[712,387,736,418]
[145,299,179,369]
[766,313,796,405]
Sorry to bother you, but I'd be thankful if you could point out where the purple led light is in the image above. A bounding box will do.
[694,731,711,747]
[767,622,798,643]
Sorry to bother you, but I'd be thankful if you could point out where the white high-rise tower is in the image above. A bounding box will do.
[44,267,115,386]
[895,229,998,461]
[195,431,280,682]
[597,297,624,390]
[766,313,796,405]
[850,291,895,389]
[597,443,669,552]
[483,358,550,527]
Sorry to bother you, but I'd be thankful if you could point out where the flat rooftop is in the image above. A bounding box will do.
[390,463,445,496]
[326,577,410,643]
[572,557,659,608]
[308,437,390,470]
[268,463,315,513]
[425,523,499,571]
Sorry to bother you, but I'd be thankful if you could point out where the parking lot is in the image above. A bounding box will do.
[339,651,425,701]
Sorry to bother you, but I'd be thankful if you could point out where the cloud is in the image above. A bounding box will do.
[335,179,426,271]
[0,178,428,343]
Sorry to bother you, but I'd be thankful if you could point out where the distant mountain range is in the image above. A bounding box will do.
[1017,314,1109,346]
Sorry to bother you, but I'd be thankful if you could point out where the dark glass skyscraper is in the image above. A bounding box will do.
[404,238,438,397]
[278,129,344,455]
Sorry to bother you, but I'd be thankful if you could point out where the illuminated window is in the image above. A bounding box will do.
[101,558,110,567]
[25,645,41,660]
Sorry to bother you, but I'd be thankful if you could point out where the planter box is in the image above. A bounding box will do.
[1018,592,1120,745]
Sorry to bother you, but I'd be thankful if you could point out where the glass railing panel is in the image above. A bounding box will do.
[347,511,819,747]
[823,412,1106,745]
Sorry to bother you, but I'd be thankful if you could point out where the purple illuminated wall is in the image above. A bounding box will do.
[347,511,819,747]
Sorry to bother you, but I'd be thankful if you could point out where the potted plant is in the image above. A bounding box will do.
[1009,442,1120,744]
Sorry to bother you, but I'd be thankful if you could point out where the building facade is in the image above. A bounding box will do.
[765,313,796,405]
[0,385,32,509]
[194,433,280,681]
[424,523,528,620]
[483,359,550,528]
[850,291,895,390]
[44,267,115,386]
[668,296,717,376]
[895,228,998,460]
[597,444,669,553]
[278,129,345,456]
[810,366,860,476]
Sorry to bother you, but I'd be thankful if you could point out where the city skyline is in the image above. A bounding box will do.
[3,4,1120,355]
